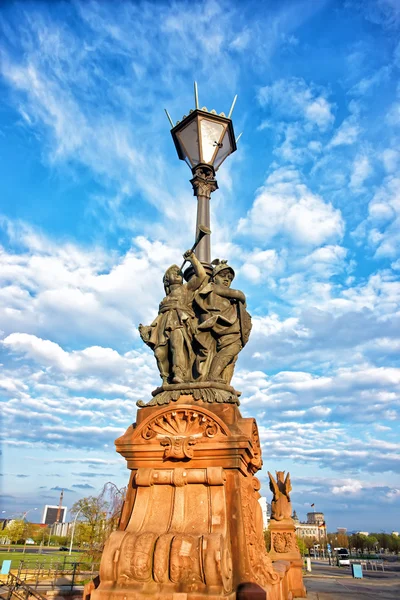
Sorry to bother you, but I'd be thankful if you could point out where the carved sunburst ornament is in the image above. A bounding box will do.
[141,409,224,459]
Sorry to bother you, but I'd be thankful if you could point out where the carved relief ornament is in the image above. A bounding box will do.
[240,476,279,586]
[273,532,298,554]
[140,408,227,460]
[249,420,263,473]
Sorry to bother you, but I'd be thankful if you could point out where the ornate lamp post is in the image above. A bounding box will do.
[165,83,239,269]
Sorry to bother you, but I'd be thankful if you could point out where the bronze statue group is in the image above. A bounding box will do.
[139,250,252,386]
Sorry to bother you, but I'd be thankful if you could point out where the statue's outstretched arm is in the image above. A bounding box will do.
[185,250,207,291]
[212,284,246,304]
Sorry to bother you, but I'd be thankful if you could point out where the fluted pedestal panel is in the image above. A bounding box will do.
[87,396,305,600]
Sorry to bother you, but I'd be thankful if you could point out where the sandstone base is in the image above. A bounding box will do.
[85,395,306,599]
[269,520,306,598]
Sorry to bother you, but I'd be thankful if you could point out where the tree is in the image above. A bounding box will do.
[98,482,126,539]
[296,537,307,556]
[263,529,271,551]
[71,482,126,560]
[350,533,367,554]
[29,524,48,544]
[336,533,349,549]
[366,535,378,552]
[390,534,400,555]
[5,520,27,544]
[71,495,109,555]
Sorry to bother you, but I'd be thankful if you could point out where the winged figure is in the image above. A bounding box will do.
[268,471,292,521]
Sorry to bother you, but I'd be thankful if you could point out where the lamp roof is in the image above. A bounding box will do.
[170,108,236,170]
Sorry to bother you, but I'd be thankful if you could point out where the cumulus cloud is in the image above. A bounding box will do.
[380,148,400,172]
[352,175,400,257]
[349,154,373,192]
[0,221,186,346]
[239,248,285,284]
[237,168,344,247]
[328,116,362,147]
[258,77,335,131]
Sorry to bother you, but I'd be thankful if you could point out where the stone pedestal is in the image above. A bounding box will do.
[88,396,305,600]
[269,520,306,598]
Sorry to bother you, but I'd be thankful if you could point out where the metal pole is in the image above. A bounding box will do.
[69,508,83,555]
[71,563,77,591]
[195,195,211,263]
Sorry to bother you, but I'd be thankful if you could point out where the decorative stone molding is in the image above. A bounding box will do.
[134,467,226,487]
[249,420,263,473]
[139,408,227,460]
[240,476,280,586]
[137,381,240,407]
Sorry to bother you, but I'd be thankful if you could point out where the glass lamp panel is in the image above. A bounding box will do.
[213,129,233,171]
[176,119,200,166]
[199,118,225,164]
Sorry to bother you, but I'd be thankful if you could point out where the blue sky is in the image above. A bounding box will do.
[0,0,399,532]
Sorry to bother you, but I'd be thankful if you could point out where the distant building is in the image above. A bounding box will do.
[41,505,67,526]
[258,497,271,529]
[294,511,327,541]
[357,531,369,536]
[307,512,324,525]
[51,521,73,537]
[392,532,399,537]
[337,527,347,535]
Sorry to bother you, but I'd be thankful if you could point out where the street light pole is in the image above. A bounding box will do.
[69,508,83,556]
[22,508,38,520]
[167,83,238,273]
[190,165,218,264]
[21,508,37,554]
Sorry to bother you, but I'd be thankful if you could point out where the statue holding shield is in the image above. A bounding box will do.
[194,259,252,384]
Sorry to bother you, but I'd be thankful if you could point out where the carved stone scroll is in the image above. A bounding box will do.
[240,476,280,586]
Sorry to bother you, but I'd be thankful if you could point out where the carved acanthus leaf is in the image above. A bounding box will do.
[249,421,262,473]
[240,477,280,586]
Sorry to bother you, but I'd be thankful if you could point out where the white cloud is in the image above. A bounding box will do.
[352,175,400,257]
[239,248,285,284]
[349,154,373,192]
[386,102,400,125]
[329,117,362,147]
[237,167,344,247]
[258,77,335,131]
[380,148,400,172]
[0,222,188,345]
[331,480,363,495]
[349,65,392,96]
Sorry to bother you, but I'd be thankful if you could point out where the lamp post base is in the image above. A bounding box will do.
[84,398,306,600]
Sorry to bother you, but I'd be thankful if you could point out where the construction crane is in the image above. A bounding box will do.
[55,489,64,524]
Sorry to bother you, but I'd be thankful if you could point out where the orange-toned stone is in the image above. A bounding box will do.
[89,396,306,599]
[269,519,307,598]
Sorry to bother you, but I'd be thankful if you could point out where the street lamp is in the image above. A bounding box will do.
[69,508,83,556]
[22,508,38,520]
[165,82,240,269]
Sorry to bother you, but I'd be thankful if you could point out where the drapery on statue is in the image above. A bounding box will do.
[195,260,251,383]
[139,252,252,399]
[268,471,292,521]
[139,250,206,384]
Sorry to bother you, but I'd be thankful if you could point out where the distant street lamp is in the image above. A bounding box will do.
[165,82,240,269]
[22,508,38,520]
[69,508,83,556]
